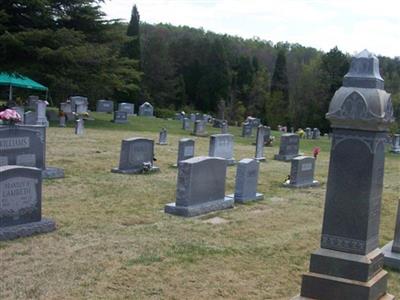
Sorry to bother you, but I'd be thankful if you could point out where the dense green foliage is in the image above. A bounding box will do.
[1,2,399,131]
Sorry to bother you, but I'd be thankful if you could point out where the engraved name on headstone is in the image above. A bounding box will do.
[113,111,128,124]
[96,100,114,113]
[284,156,319,188]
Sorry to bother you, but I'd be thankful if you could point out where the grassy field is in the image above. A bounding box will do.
[1,112,399,299]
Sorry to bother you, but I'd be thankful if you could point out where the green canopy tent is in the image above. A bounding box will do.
[0,72,48,103]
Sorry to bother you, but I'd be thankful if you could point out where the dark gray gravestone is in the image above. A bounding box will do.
[0,166,56,240]
[255,125,266,161]
[312,128,321,139]
[157,128,168,145]
[96,100,114,113]
[192,120,207,137]
[112,137,159,174]
[242,122,252,137]
[182,118,191,131]
[382,200,400,270]
[138,102,154,117]
[164,156,233,217]
[113,111,128,124]
[75,118,84,135]
[208,134,235,165]
[283,156,319,188]
[227,158,263,203]
[118,102,134,115]
[391,134,400,153]
[0,125,64,179]
[274,133,301,161]
[293,50,395,300]
[175,138,195,167]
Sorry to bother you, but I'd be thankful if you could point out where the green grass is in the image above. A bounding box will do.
[1,112,399,299]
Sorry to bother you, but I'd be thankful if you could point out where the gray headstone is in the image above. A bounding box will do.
[158,128,168,145]
[264,126,272,146]
[0,166,56,241]
[24,111,37,125]
[208,134,235,165]
[228,158,263,203]
[118,102,134,115]
[28,95,39,108]
[305,127,312,139]
[96,100,114,113]
[176,138,195,166]
[391,134,400,153]
[46,110,59,122]
[312,128,321,139]
[113,111,128,124]
[190,113,196,122]
[59,115,66,127]
[182,118,191,131]
[75,118,84,135]
[284,156,319,188]
[382,200,400,270]
[76,103,88,114]
[60,102,72,114]
[35,101,49,127]
[138,102,154,117]
[112,137,159,174]
[70,96,88,113]
[192,120,207,136]
[255,125,266,161]
[274,133,301,161]
[221,121,228,134]
[242,122,252,137]
[164,156,233,217]
[294,50,394,300]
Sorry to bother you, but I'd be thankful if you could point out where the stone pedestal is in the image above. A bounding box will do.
[294,50,395,299]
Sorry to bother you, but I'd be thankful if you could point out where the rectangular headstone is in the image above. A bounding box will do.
[75,118,84,135]
[176,138,195,166]
[0,166,56,240]
[182,118,191,131]
[255,126,266,161]
[242,122,252,137]
[113,111,128,124]
[138,102,154,117]
[118,102,134,115]
[208,134,235,165]
[112,137,159,174]
[96,100,114,113]
[274,133,301,161]
[192,120,207,136]
[284,156,319,188]
[158,128,168,145]
[391,134,400,153]
[165,156,233,217]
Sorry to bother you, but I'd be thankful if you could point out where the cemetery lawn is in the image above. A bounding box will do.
[1,113,399,299]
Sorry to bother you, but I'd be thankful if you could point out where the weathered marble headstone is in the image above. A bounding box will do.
[208,134,235,165]
[255,125,266,161]
[192,120,207,137]
[75,117,84,135]
[0,166,56,240]
[382,200,400,270]
[35,100,49,127]
[96,100,114,113]
[118,102,134,115]
[305,127,312,139]
[182,118,191,131]
[59,115,66,127]
[60,102,74,121]
[274,133,301,161]
[283,156,319,188]
[312,128,321,139]
[157,128,168,145]
[221,121,228,134]
[264,126,272,146]
[112,138,159,174]
[242,122,252,137]
[70,96,88,113]
[0,125,64,179]
[175,138,195,167]
[227,158,263,203]
[164,156,233,217]
[391,134,400,153]
[138,102,154,117]
[113,111,128,124]
[293,50,394,300]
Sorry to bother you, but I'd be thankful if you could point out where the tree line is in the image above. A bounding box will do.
[1,2,399,132]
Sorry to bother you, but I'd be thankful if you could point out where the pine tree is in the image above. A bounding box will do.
[126,4,141,63]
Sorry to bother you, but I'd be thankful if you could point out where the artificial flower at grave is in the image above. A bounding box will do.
[0,108,22,125]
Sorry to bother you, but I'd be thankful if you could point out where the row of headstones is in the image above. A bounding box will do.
[175,112,212,123]
[303,127,321,139]
[97,100,154,117]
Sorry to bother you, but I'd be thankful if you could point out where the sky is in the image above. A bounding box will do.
[101,0,400,58]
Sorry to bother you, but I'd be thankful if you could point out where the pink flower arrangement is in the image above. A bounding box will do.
[0,109,22,123]
[313,147,321,159]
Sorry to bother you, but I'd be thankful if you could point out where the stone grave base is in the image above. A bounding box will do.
[164,196,234,217]
[255,157,266,162]
[390,148,400,154]
[156,142,168,145]
[226,158,236,166]
[382,241,400,270]
[291,294,394,300]
[274,153,301,161]
[190,132,208,137]
[0,218,56,241]
[283,180,320,188]
[42,167,65,179]
[227,193,264,204]
[111,166,160,174]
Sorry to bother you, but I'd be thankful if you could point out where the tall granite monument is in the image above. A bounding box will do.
[293,50,394,299]
[382,200,400,270]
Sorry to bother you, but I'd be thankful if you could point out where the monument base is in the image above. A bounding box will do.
[382,241,400,270]
[164,196,234,217]
[111,166,160,174]
[0,218,56,241]
[283,180,320,188]
[42,167,65,179]
[255,157,266,162]
[227,193,264,204]
[274,153,301,161]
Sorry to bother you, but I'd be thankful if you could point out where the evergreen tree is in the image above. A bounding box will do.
[269,49,289,126]
[125,4,141,62]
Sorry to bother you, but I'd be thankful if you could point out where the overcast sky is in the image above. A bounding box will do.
[101,0,400,58]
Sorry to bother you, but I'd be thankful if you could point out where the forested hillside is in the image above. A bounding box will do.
[1,1,399,132]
